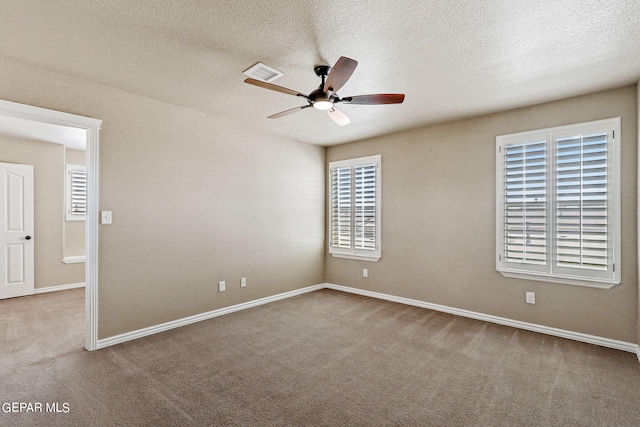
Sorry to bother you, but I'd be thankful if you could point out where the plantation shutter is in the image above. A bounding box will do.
[497,118,619,287]
[503,139,547,265]
[330,166,352,249]
[70,169,87,215]
[555,131,608,271]
[354,163,377,251]
[329,155,381,261]
[66,165,87,221]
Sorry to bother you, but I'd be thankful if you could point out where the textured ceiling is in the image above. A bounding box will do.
[0,0,639,146]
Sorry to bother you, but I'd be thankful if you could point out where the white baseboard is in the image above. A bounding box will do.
[97,284,325,349]
[94,282,640,362]
[33,282,85,294]
[324,283,640,356]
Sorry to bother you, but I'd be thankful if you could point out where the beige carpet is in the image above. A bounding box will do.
[1,288,639,426]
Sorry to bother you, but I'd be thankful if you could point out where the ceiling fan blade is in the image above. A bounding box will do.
[323,57,358,93]
[344,94,405,105]
[244,78,308,98]
[268,105,311,119]
[327,107,351,126]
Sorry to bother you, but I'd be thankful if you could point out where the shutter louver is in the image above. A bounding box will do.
[504,140,547,265]
[556,132,608,270]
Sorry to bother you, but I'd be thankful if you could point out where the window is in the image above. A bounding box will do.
[329,155,381,261]
[496,118,620,288]
[66,164,87,221]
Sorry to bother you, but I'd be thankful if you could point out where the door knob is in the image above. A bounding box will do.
[25,235,32,240]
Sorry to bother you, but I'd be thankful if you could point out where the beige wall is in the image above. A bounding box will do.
[0,57,325,339]
[1,55,636,347]
[326,85,638,344]
[64,148,86,258]
[0,137,85,288]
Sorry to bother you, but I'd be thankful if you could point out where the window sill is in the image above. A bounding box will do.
[65,217,86,222]
[330,253,380,262]
[62,256,86,264]
[498,270,618,289]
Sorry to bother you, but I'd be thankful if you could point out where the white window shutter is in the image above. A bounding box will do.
[331,166,352,249]
[66,164,87,221]
[496,118,620,288]
[503,139,547,265]
[329,155,381,261]
[555,132,608,271]
[354,163,377,251]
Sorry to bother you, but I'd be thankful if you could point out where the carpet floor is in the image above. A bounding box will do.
[1,288,639,426]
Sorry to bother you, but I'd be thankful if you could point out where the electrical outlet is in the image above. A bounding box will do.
[526,292,535,304]
[241,277,246,287]
[363,268,368,278]
[218,281,226,292]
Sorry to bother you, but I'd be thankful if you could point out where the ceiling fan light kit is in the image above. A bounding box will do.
[313,100,333,110]
[244,56,405,126]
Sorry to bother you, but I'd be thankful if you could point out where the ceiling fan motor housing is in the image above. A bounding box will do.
[311,65,338,109]
[309,88,338,110]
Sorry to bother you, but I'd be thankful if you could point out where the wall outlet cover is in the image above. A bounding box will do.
[526,292,535,304]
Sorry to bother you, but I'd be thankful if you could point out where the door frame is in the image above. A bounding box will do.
[0,99,101,351]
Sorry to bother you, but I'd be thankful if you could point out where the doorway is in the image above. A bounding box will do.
[0,99,101,351]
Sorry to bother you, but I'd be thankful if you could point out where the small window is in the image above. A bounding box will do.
[496,118,620,288]
[66,164,86,221]
[329,155,381,261]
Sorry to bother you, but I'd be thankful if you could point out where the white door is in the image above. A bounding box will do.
[0,162,34,299]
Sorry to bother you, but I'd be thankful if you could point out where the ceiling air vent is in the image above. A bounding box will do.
[243,63,284,82]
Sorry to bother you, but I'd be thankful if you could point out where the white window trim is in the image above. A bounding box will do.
[329,155,382,262]
[66,164,87,221]
[62,255,86,264]
[496,118,621,289]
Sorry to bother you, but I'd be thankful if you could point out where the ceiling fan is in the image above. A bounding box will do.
[244,56,405,126]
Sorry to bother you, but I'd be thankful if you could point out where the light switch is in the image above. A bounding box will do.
[101,211,112,225]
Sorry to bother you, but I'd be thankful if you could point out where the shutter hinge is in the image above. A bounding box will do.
[498,146,502,153]
[498,254,502,262]
[612,130,615,139]
[612,263,615,272]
